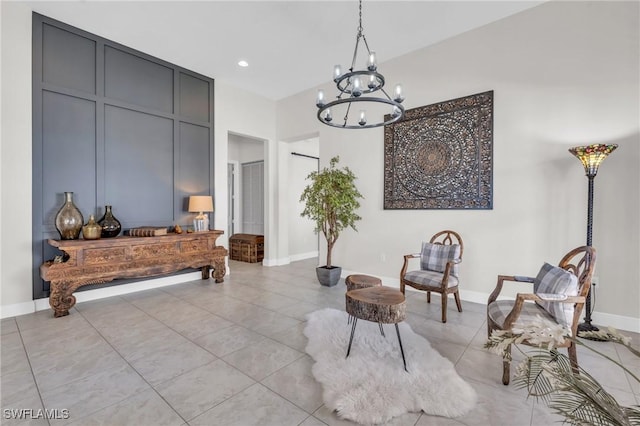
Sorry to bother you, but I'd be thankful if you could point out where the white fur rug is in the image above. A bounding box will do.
[304,308,477,424]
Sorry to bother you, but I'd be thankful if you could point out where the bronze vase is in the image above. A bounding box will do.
[54,192,84,240]
[82,214,102,240]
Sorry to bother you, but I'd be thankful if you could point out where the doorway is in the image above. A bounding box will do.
[227,133,265,237]
[227,162,236,237]
[241,160,264,234]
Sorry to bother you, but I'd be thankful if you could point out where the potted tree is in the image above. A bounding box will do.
[300,156,363,286]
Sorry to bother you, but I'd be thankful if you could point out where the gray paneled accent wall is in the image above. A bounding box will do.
[32,13,215,299]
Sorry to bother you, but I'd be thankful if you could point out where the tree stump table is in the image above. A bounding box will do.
[345,274,382,291]
[345,286,408,372]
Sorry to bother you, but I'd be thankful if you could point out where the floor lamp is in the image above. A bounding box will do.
[569,143,618,334]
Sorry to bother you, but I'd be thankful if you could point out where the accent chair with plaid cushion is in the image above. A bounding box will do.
[486,246,596,385]
[400,230,464,323]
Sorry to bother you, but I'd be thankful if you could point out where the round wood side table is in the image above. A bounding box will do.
[345,286,408,371]
[345,274,383,291]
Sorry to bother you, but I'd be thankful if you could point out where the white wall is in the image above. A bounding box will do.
[276,1,640,329]
[228,134,265,165]
[0,2,278,315]
[1,2,35,313]
[287,139,319,260]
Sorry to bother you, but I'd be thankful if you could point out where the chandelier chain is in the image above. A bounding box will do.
[350,35,359,72]
[351,0,365,72]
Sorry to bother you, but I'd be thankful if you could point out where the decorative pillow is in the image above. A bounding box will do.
[533,262,579,328]
[420,242,461,277]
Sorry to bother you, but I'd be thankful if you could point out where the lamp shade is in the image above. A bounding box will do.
[188,195,213,213]
[569,144,618,177]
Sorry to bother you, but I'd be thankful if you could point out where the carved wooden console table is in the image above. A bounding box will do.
[40,230,227,317]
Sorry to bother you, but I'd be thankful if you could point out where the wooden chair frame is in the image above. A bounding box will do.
[486,245,596,385]
[400,230,464,323]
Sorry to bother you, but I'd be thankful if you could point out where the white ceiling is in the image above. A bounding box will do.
[28,1,544,100]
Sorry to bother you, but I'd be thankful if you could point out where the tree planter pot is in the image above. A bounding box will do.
[316,266,342,287]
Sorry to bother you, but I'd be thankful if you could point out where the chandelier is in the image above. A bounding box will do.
[315,0,405,129]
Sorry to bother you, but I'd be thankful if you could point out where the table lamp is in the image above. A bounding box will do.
[188,195,213,232]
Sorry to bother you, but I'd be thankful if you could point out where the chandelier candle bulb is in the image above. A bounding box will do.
[359,110,367,126]
[334,65,342,81]
[324,109,333,122]
[394,84,404,103]
[352,77,363,97]
[368,75,376,89]
[316,90,325,107]
[367,51,377,71]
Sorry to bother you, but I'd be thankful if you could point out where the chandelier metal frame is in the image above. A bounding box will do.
[315,0,405,129]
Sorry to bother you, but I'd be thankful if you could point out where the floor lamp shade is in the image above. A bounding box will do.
[188,196,214,232]
[569,143,617,334]
[569,144,618,177]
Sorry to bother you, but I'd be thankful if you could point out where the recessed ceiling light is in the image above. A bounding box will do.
[238,60,249,67]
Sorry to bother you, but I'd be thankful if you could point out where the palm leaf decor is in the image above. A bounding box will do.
[486,320,640,426]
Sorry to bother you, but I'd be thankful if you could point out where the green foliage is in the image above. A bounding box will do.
[300,156,363,268]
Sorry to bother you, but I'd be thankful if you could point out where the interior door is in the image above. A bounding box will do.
[241,161,264,234]
[227,163,235,236]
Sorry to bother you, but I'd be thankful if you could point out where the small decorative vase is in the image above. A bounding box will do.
[98,205,122,238]
[55,192,84,240]
[82,214,102,240]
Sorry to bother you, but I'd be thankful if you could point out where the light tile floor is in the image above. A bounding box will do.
[1,258,638,425]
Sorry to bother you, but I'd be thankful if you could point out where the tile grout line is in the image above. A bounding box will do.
[73,298,190,425]
[157,279,324,422]
[96,288,308,423]
[14,319,52,426]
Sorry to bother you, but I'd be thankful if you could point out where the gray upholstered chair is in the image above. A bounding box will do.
[487,246,596,385]
[400,230,464,323]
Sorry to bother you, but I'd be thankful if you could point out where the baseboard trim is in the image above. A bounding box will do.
[262,257,291,266]
[591,311,640,334]
[2,271,203,319]
[0,301,38,319]
[289,251,319,262]
[262,252,317,266]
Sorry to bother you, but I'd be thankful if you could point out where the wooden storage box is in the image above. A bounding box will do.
[230,234,264,263]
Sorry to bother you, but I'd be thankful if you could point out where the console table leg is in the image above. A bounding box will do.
[212,259,226,283]
[49,281,77,317]
[201,266,211,279]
